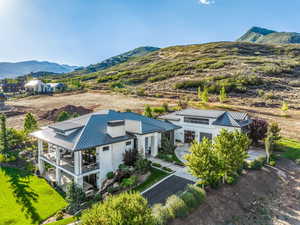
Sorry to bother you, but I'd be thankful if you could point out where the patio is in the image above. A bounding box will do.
[174,143,267,164]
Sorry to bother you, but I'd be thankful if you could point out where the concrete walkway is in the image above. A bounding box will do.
[175,143,267,164]
[150,157,197,182]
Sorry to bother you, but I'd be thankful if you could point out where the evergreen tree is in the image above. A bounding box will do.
[24,113,38,134]
[0,113,8,155]
[197,87,202,101]
[201,87,209,103]
[66,181,86,214]
[162,102,169,112]
[219,86,227,103]
[144,105,153,118]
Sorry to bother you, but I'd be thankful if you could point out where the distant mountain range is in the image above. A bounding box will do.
[0,60,78,79]
[237,26,300,44]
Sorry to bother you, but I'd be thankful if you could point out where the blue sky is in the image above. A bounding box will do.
[0,0,299,66]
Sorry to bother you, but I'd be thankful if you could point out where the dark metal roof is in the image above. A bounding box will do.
[160,108,251,128]
[31,110,180,151]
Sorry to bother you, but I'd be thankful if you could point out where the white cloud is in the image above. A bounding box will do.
[198,0,214,5]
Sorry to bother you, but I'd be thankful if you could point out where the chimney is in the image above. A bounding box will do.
[107,120,126,138]
[124,120,142,134]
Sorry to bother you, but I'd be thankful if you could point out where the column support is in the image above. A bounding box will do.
[38,139,45,174]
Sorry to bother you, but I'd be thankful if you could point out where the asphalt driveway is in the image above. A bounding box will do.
[142,175,195,205]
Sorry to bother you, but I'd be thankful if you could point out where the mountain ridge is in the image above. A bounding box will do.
[0,60,77,79]
[237,26,300,44]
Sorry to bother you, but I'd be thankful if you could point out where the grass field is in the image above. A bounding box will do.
[133,167,169,192]
[0,167,67,225]
[275,138,300,161]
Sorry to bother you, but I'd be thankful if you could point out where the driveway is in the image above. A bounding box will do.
[175,143,190,163]
[142,175,195,205]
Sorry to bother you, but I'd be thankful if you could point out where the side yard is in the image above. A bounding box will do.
[0,167,67,225]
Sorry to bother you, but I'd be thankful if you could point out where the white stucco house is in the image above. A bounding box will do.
[30,110,180,191]
[25,79,65,94]
[159,108,252,144]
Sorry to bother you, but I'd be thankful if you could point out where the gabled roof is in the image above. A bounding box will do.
[212,112,241,127]
[159,108,251,128]
[31,110,180,151]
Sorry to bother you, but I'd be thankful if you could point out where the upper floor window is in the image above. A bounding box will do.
[103,146,110,151]
[184,117,209,125]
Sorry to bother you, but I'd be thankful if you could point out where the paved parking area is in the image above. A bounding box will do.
[142,175,195,205]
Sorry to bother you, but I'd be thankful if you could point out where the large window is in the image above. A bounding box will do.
[184,117,209,125]
[199,132,213,142]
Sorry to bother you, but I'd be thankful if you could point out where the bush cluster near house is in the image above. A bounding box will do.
[81,192,156,225]
[185,129,250,188]
[152,184,206,225]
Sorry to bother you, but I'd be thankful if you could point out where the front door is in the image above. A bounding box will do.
[184,130,195,143]
[145,137,151,156]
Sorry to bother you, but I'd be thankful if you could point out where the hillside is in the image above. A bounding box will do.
[238,26,300,44]
[49,41,300,108]
[68,46,159,76]
[0,60,77,79]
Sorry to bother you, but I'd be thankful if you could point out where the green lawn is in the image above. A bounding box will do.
[133,167,169,192]
[0,167,68,225]
[275,138,300,161]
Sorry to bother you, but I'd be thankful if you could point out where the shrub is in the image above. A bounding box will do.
[269,160,276,166]
[0,153,6,163]
[136,88,146,96]
[152,204,172,225]
[121,175,138,188]
[248,118,269,145]
[162,167,173,173]
[135,158,151,174]
[81,192,156,225]
[186,184,206,205]
[245,157,265,170]
[151,162,162,168]
[225,175,238,185]
[106,171,114,179]
[123,148,138,166]
[165,195,189,218]
[55,210,64,221]
[179,191,198,210]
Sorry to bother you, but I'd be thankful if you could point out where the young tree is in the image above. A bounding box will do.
[24,113,38,134]
[281,101,289,115]
[219,86,227,103]
[123,148,138,166]
[144,105,153,118]
[214,129,250,180]
[160,134,175,154]
[197,87,202,101]
[162,102,169,112]
[56,111,71,122]
[248,118,268,145]
[0,113,8,155]
[268,122,281,142]
[264,134,273,164]
[265,122,281,163]
[81,192,155,225]
[66,181,86,214]
[201,87,209,103]
[185,139,222,187]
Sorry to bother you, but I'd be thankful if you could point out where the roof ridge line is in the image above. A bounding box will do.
[72,114,94,151]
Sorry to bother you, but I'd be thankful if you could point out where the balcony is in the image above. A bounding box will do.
[41,151,99,175]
